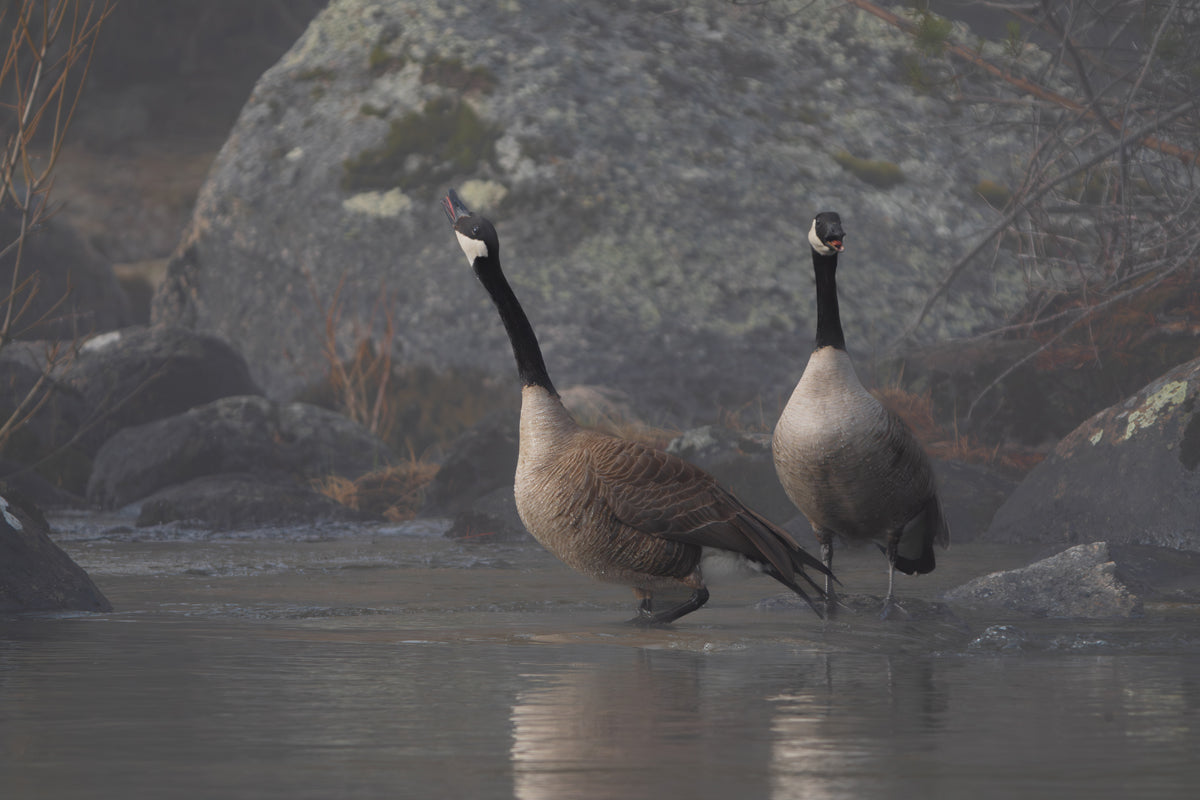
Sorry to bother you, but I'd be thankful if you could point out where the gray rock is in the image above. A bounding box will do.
[444,485,530,544]
[943,541,1143,618]
[152,0,1034,421]
[0,210,132,341]
[420,413,517,517]
[932,459,1017,544]
[135,472,364,530]
[88,395,396,509]
[0,343,87,461]
[0,494,111,612]
[966,624,1031,653]
[66,325,262,455]
[1104,544,1200,605]
[985,357,1200,551]
[0,459,85,510]
[667,425,795,524]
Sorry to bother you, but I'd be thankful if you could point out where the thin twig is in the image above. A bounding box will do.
[897,98,1199,343]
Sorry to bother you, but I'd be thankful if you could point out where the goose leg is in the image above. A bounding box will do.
[816,529,837,616]
[881,534,902,620]
[629,587,656,624]
[627,587,710,627]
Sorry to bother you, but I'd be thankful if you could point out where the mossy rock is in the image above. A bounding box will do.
[832,150,905,189]
[369,43,406,74]
[341,97,500,192]
[296,66,336,82]
[911,10,953,57]
[419,55,496,93]
[974,179,1011,208]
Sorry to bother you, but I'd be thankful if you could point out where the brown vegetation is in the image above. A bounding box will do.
[0,1,112,460]
[847,0,1200,446]
[312,457,440,522]
[872,382,1045,474]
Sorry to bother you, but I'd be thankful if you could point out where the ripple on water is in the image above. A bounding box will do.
[47,510,452,543]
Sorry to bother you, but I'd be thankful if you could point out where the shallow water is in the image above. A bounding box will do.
[2,513,1199,799]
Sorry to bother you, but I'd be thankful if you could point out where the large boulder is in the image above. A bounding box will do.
[88,394,397,509]
[152,0,1035,421]
[985,358,1200,551]
[0,493,111,612]
[135,472,366,530]
[65,325,262,455]
[0,326,262,497]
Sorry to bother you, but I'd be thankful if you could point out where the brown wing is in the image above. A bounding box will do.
[577,433,820,581]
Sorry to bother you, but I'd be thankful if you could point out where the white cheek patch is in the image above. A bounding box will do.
[808,220,834,255]
[456,230,489,262]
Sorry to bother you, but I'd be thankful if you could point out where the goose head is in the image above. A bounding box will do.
[442,188,499,265]
[807,211,845,256]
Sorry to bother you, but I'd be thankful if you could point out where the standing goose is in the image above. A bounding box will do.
[442,189,830,625]
[772,212,949,617]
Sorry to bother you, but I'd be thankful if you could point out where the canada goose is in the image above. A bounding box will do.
[772,212,949,617]
[442,188,830,625]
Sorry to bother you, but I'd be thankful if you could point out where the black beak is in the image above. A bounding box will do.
[442,189,472,225]
[825,223,845,252]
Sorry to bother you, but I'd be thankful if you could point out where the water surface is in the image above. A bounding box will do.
[2,513,1198,799]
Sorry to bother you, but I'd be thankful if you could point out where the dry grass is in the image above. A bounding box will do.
[716,396,780,435]
[312,456,440,522]
[307,270,506,458]
[873,383,1045,473]
[315,275,396,445]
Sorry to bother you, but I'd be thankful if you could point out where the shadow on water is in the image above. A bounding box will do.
[2,516,1200,799]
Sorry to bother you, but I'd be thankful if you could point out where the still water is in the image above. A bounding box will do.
[2,513,1199,799]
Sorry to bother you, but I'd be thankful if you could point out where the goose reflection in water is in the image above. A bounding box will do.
[508,650,951,800]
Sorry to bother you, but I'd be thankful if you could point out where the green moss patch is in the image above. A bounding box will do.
[296,66,336,82]
[342,97,500,192]
[974,179,1011,208]
[832,150,905,189]
[369,42,406,74]
[420,55,496,94]
[912,10,952,57]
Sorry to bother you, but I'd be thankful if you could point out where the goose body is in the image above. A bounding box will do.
[772,212,948,615]
[443,189,829,625]
[515,387,700,592]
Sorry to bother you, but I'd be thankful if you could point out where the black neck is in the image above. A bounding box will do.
[473,255,557,394]
[812,249,845,350]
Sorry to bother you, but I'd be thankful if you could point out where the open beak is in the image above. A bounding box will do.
[442,189,472,225]
[826,238,844,252]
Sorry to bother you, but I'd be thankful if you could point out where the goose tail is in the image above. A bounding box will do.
[891,496,949,575]
[739,508,836,616]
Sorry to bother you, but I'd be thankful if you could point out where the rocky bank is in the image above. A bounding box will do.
[153,0,1038,421]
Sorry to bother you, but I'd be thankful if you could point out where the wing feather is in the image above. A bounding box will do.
[578,434,824,581]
